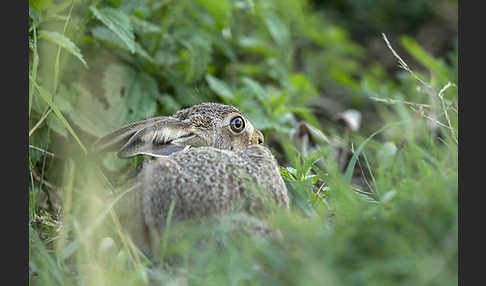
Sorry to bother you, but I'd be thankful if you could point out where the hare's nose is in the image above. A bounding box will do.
[251,129,264,145]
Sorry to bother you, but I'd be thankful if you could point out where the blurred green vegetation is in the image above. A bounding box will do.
[29,0,458,285]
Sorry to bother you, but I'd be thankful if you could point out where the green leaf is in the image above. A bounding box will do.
[29,125,51,165]
[29,0,52,12]
[68,87,116,137]
[263,11,291,51]
[102,152,129,172]
[131,16,162,35]
[45,0,73,16]
[124,70,159,122]
[344,121,405,184]
[69,65,130,137]
[175,30,213,83]
[91,26,153,62]
[47,115,68,137]
[65,64,158,171]
[90,6,135,53]
[298,147,329,180]
[241,77,269,104]
[206,75,234,101]
[102,64,131,124]
[158,94,182,115]
[38,30,87,67]
[283,177,318,217]
[244,109,278,131]
[289,73,318,100]
[154,50,179,67]
[280,167,296,181]
[29,225,65,285]
[194,0,230,29]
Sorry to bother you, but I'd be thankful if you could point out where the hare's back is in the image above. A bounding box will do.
[138,145,288,231]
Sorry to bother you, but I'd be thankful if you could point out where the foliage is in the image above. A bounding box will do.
[29,0,458,285]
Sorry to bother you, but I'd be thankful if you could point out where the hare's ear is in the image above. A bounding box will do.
[90,117,201,158]
[90,116,169,154]
[117,122,197,158]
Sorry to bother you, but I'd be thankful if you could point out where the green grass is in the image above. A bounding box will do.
[29,0,457,285]
[29,128,458,285]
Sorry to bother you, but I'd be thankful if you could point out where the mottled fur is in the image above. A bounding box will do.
[93,103,289,257]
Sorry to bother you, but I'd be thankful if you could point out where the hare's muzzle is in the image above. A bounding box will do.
[251,129,264,145]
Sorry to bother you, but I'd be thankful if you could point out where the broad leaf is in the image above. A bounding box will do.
[131,16,162,35]
[263,11,291,52]
[194,0,230,29]
[38,30,87,67]
[175,30,212,83]
[206,75,234,102]
[91,26,153,62]
[69,65,129,137]
[241,77,269,104]
[29,0,52,12]
[124,70,159,123]
[90,6,135,53]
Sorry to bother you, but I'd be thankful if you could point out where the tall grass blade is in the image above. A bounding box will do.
[344,121,405,184]
[29,77,87,154]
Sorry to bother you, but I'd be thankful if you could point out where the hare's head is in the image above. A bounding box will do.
[90,102,264,158]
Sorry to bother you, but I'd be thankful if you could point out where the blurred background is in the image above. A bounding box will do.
[29,0,458,285]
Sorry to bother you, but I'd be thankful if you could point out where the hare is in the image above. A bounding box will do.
[90,102,289,258]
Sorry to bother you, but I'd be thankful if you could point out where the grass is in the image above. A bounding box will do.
[28,104,458,285]
[29,0,457,285]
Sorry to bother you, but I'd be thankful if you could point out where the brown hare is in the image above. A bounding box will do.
[91,102,289,258]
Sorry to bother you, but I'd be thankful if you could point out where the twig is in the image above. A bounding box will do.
[408,106,455,130]
[436,135,450,147]
[438,82,454,100]
[381,33,435,96]
[449,105,458,114]
[29,145,56,158]
[350,184,372,196]
[29,108,52,137]
[31,168,61,191]
[437,82,458,143]
[369,97,431,108]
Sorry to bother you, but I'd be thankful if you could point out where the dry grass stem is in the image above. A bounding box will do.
[29,145,56,158]
[437,82,457,143]
[29,108,52,137]
[369,97,431,108]
[362,151,378,191]
[351,143,375,194]
[408,106,454,130]
[350,184,373,196]
[381,33,435,95]
[381,33,458,144]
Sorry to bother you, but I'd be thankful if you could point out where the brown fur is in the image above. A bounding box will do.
[94,103,289,258]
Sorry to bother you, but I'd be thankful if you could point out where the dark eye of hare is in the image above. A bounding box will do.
[230,116,245,133]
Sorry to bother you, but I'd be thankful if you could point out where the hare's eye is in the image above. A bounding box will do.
[230,116,245,133]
